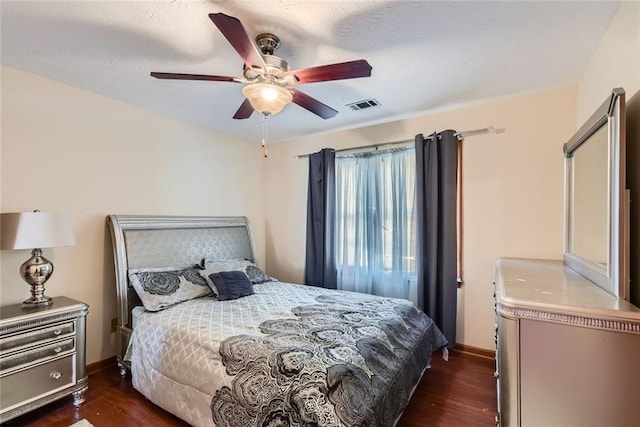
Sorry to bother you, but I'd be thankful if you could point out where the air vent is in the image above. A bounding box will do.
[347,98,381,111]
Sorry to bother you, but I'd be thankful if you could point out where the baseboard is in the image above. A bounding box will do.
[87,356,117,376]
[454,343,495,360]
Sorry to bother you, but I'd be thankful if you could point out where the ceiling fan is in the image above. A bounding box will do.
[150,13,373,120]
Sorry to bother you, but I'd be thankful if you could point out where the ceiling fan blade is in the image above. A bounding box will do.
[150,72,237,82]
[290,88,338,119]
[233,98,254,120]
[209,13,266,70]
[288,59,372,84]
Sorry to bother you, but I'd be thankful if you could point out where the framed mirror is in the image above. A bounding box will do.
[564,88,629,299]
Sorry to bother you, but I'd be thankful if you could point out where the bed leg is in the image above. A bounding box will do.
[117,360,127,377]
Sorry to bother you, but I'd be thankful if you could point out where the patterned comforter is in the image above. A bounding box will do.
[129,282,447,427]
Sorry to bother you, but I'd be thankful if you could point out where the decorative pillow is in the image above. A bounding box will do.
[201,259,275,286]
[129,264,212,311]
[208,270,254,301]
[245,264,274,284]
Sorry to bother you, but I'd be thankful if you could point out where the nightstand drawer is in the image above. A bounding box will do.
[0,355,75,411]
[0,321,75,353]
[0,338,75,373]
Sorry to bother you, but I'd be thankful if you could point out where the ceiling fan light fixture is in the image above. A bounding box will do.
[242,83,293,115]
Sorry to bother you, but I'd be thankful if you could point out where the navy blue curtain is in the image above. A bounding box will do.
[415,130,458,348]
[304,148,337,289]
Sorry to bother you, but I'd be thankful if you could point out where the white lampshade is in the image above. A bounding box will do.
[242,83,293,115]
[0,212,76,250]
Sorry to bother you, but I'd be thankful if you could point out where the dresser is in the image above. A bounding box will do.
[0,296,89,423]
[494,258,640,427]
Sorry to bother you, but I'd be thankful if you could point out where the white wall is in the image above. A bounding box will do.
[0,65,266,364]
[264,87,576,350]
[577,1,640,123]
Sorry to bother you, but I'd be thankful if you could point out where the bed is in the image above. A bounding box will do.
[107,215,448,426]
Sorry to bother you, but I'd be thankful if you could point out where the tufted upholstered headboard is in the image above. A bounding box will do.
[106,215,256,371]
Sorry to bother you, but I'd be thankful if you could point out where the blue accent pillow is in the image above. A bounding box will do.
[208,270,254,301]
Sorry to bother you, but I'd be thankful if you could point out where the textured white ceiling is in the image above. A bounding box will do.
[1,1,619,143]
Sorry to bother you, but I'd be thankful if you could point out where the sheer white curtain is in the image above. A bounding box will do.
[335,148,418,303]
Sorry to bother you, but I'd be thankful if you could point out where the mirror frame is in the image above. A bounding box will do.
[563,88,628,299]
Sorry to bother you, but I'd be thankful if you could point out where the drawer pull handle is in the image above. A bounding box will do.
[50,371,62,380]
[54,346,62,353]
[53,329,62,336]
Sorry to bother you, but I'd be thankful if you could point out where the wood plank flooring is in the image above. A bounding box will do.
[5,351,497,426]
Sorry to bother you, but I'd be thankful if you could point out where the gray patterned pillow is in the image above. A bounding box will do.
[129,265,212,311]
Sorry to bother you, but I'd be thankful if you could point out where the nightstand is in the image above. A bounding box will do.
[0,296,89,423]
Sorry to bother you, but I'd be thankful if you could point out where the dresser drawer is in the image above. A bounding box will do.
[0,355,75,412]
[0,321,75,353]
[0,338,75,373]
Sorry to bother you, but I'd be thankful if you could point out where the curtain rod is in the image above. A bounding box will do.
[296,126,503,159]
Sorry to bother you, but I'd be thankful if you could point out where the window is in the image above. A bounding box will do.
[334,147,418,302]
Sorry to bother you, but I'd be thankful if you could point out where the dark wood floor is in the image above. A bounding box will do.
[5,351,497,426]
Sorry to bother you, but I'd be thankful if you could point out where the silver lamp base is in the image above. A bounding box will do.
[20,248,54,307]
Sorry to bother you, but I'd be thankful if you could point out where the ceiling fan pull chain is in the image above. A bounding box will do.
[262,113,269,158]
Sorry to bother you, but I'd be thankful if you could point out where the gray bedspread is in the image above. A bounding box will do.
[129,282,447,427]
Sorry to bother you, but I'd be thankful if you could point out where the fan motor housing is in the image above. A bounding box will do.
[244,55,289,82]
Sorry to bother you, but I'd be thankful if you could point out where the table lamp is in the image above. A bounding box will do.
[0,211,76,307]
